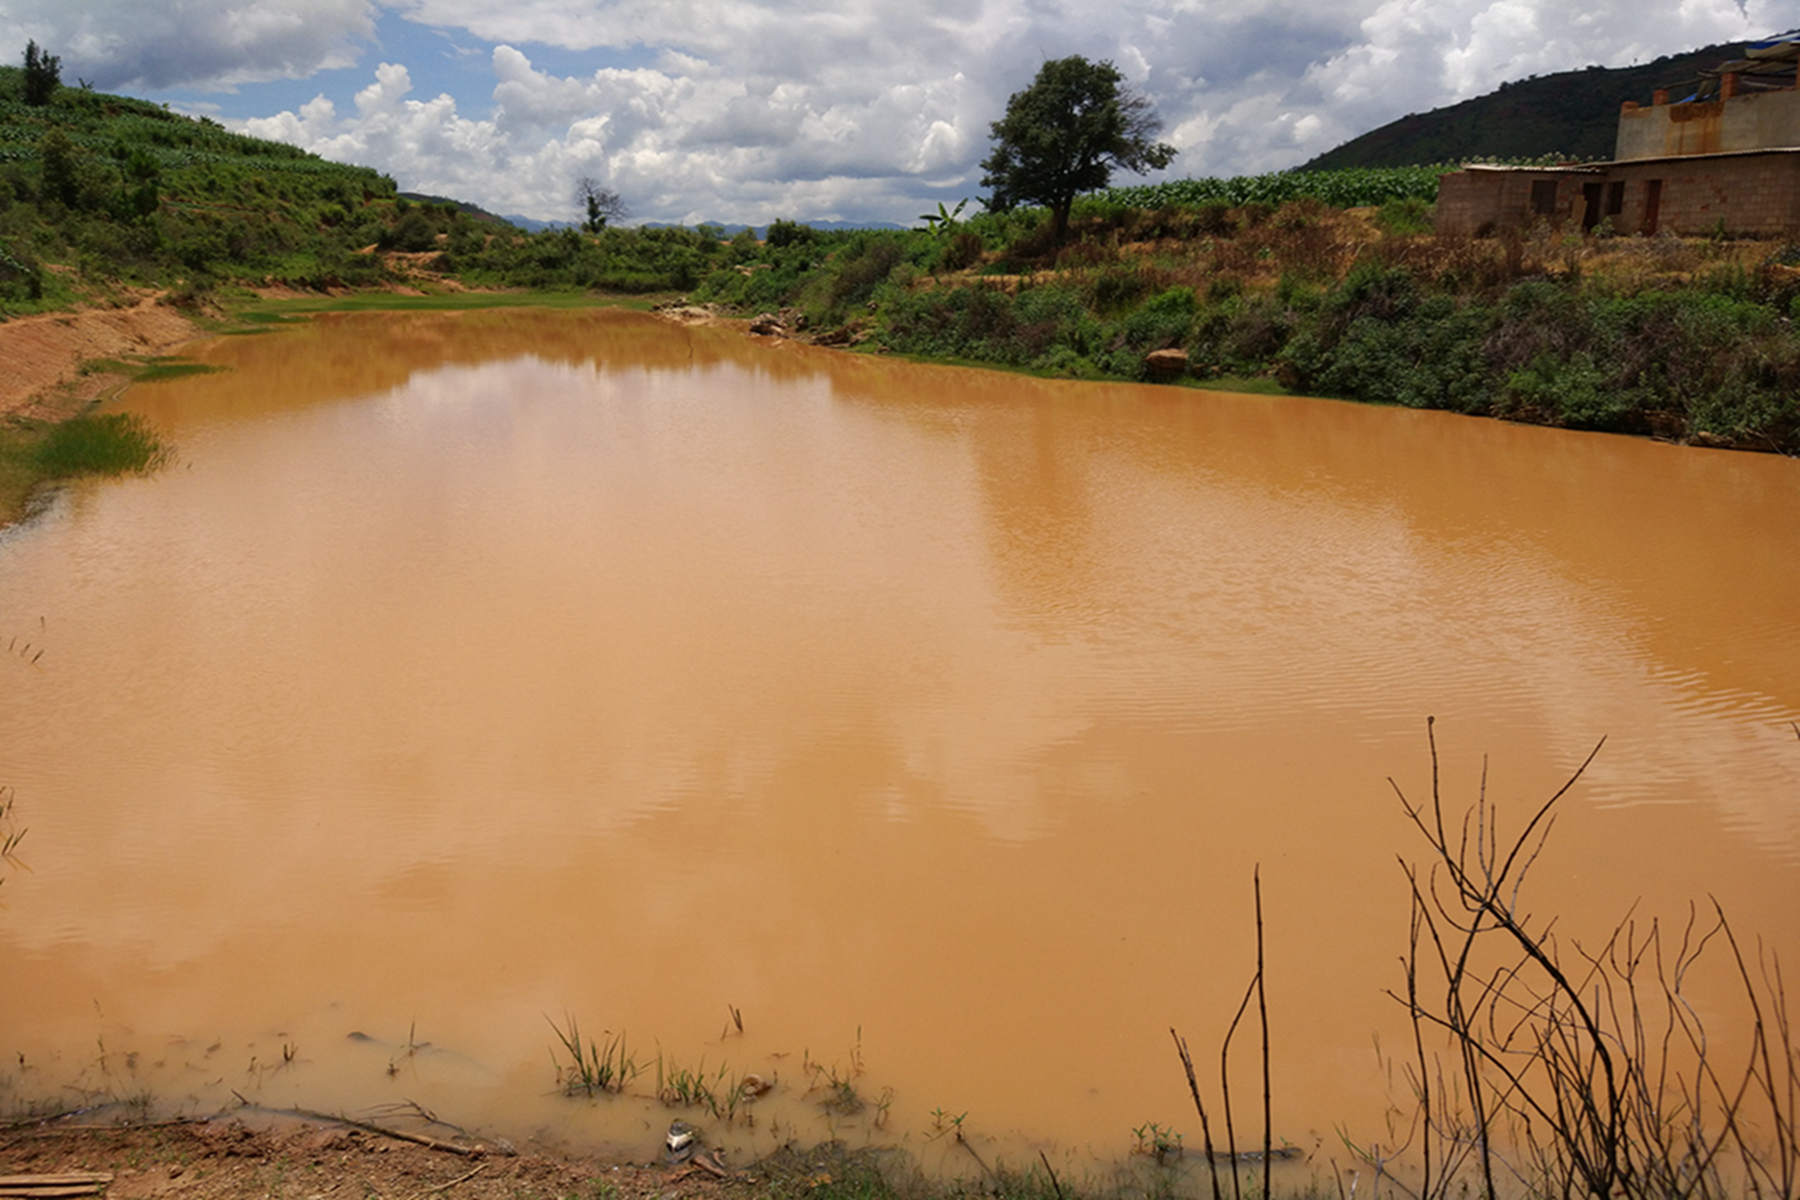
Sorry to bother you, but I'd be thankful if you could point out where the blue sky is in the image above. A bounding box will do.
[1,0,1781,225]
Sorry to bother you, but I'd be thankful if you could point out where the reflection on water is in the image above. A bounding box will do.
[0,308,1796,1171]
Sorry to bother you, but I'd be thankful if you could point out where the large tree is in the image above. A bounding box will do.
[22,40,61,107]
[980,56,1175,242]
[575,177,627,232]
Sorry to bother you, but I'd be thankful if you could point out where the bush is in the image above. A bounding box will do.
[940,231,983,271]
[1503,351,1628,427]
[880,284,1020,360]
[37,130,78,207]
[813,233,906,323]
[1083,264,1156,313]
[765,219,815,248]
[381,208,438,252]
[1118,286,1197,351]
[1375,197,1434,236]
[1192,203,1235,237]
[0,241,43,301]
[1316,295,1492,412]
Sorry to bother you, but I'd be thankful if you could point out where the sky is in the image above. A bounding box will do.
[1,0,1784,226]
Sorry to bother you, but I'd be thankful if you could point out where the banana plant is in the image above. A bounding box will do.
[916,198,969,234]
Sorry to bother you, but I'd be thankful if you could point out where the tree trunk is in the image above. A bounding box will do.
[1051,200,1072,244]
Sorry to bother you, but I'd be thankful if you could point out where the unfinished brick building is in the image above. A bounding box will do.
[1435,33,1800,238]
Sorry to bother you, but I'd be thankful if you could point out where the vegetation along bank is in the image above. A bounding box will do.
[4,51,1799,536]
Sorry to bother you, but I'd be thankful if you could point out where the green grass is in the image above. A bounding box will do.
[72,354,225,382]
[0,410,171,531]
[546,1015,637,1097]
[32,412,168,474]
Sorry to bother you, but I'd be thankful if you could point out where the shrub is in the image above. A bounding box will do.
[880,284,1020,361]
[1375,197,1434,236]
[37,130,79,208]
[1119,286,1197,351]
[765,219,815,248]
[0,241,43,301]
[1217,295,1297,372]
[1503,351,1629,428]
[940,230,983,271]
[1014,283,1102,360]
[1083,264,1155,313]
[1314,294,1492,412]
[1192,203,1235,236]
[815,233,906,322]
[380,208,438,252]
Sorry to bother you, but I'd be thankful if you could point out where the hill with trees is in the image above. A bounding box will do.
[0,62,406,304]
[1301,43,1742,168]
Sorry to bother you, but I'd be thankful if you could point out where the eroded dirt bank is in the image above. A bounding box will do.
[0,298,200,421]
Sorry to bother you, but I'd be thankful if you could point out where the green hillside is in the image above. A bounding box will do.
[0,64,414,305]
[1302,43,1741,169]
[0,60,763,307]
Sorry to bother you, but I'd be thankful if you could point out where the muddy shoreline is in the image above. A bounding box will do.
[0,1115,764,1200]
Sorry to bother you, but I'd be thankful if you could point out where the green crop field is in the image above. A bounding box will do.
[1099,165,1450,209]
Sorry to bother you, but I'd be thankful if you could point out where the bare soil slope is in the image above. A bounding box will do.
[0,298,200,421]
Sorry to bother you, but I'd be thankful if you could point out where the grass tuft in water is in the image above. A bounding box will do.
[546,1014,637,1097]
[32,413,170,477]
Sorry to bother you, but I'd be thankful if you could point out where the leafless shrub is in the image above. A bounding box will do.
[1364,718,1798,1200]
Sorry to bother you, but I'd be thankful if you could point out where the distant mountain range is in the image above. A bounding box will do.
[1302,42,1743,169]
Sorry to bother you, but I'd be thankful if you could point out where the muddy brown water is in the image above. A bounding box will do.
[1,308,1796,1179]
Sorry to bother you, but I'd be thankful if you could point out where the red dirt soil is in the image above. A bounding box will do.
[0,297,201,421]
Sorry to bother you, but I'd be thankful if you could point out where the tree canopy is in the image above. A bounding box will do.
[980,56,1175,241]
[22,40,61,107]
[575,177,627,232]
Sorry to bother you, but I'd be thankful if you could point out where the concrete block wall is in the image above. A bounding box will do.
[1616,89,1800,160]
[1437,153,1800,238]
[1434,171,1596,236]
[1607,154,1800,236]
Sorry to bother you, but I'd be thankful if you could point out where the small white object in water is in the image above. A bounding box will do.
[665,1120,698,1163]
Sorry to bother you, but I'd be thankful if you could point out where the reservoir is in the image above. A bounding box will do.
[1,307,1796,1176]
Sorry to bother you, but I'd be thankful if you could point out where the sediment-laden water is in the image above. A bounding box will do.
[1,308,1796,1180]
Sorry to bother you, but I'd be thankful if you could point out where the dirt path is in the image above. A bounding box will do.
[0,297,202,422]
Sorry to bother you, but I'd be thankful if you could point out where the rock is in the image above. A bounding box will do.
[1144,348,1189,379]
[749,312,786,336]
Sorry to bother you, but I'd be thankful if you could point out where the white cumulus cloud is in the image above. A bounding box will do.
[0,0,376,90]
[11,0,1784,223]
